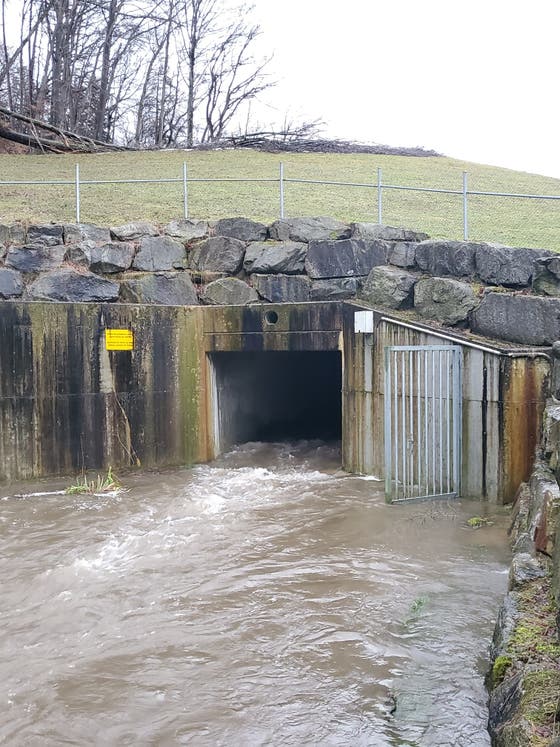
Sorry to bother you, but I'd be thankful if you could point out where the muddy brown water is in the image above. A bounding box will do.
[0,441,510,746]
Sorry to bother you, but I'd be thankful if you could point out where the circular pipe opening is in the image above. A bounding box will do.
[264,310,279,325]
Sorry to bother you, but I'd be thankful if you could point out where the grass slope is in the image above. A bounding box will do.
[0,149,559,249]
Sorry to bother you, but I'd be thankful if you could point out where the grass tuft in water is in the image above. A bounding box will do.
[403,595,429,626]
[65,467,122,495]
[467,516,494,528]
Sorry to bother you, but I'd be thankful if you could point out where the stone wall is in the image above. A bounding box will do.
[487,403,560,746]
[1,215,560,346]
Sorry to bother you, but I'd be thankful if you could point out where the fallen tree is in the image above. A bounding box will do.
[197,131,442,156]
[0,106,131,154]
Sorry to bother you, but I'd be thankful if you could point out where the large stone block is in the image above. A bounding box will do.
[310,278,359,301]
[350,223,428,242]
[201,277,258,305]
[63,223,112,245]
[27,223,64,246]
[414,276,478,325]
[164,219,209,241]
[471,292,560,345]
[119,272,198,305]
[5,244,65,273]
[415,240,478,277]
[189,236,245,274]
[133,236,186,272]
[66,238,134,274]
[475,243,551,287]
[27,268,119,302]
[0,268,23,298]
[244,241,307,275]
[361,265,417,309]
[90,242,136,274]
[64,240,96,267]
[388,241,418,268]
[305,239,388,279]
[252,274,311,303]
[532,256,560,296]
[214,217,268,242]
[0,223,26,245]
[269,216,350,242]
[110,221,158,241]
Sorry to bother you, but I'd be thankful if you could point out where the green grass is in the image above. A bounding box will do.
[65,466,122,495]
[1,148,559,249]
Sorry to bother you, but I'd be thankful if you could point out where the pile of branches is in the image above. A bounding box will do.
[0,106,129,154]
[200,131,442,157]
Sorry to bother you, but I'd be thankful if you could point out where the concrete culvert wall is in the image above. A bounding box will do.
[209,351,342,452]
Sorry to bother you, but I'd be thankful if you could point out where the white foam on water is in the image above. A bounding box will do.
[72,533,142,573]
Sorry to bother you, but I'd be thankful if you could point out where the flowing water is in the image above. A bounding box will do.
[0,441,510,746]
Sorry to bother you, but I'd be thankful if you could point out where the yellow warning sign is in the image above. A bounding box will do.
[105,329,134,351]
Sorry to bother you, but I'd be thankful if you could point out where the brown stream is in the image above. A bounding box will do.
[0,441,510,746]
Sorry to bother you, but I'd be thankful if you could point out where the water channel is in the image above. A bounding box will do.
[0,441,510,746]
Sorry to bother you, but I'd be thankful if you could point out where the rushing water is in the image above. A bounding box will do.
[0,441,510,746]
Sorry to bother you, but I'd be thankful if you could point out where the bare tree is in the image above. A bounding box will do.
[202,16,272,143]
[0,0,275,148]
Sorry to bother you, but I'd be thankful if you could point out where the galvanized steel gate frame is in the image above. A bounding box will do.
[384,345,463,504]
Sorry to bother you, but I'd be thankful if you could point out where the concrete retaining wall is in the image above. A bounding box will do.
[0,299,549,506]
[0,302,210,481]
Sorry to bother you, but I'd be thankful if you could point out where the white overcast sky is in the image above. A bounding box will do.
[248,0,560,179]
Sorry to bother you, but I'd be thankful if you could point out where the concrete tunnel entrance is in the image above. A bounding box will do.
[209,351,342,451]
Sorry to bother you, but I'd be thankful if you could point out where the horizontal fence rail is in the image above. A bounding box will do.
[0,162,559,245]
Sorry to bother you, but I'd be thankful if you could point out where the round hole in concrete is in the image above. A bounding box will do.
[264,310,279,325]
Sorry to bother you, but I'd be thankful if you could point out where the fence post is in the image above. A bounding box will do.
[75,163,81,223]
[183,162,188,219]
[377,167,383,224]
[462,171,468,240]
[279,161,285,219]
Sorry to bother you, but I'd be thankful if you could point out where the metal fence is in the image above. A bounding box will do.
[384,345,462,504]
[1,162,560,248]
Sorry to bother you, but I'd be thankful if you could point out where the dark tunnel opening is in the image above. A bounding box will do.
[209,351,342,450]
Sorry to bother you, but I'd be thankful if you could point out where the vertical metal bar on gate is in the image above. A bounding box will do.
[393,351,398,494]
[384,348,392,499]
[75,163,81,223]
[452,348,463,494]
[446,351,451,493]
[384,345,462,503]
[424,351,428,497]
[416,352,421,496]
[434,349,436,495]
[183,162,188,219]
[408,350,413,497]
[438,350,443,490]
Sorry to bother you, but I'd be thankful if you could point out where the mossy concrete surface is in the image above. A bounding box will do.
[0,300,345,482]
[0,301,209,481]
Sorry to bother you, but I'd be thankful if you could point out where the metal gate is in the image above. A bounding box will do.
[384,345,463,503]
